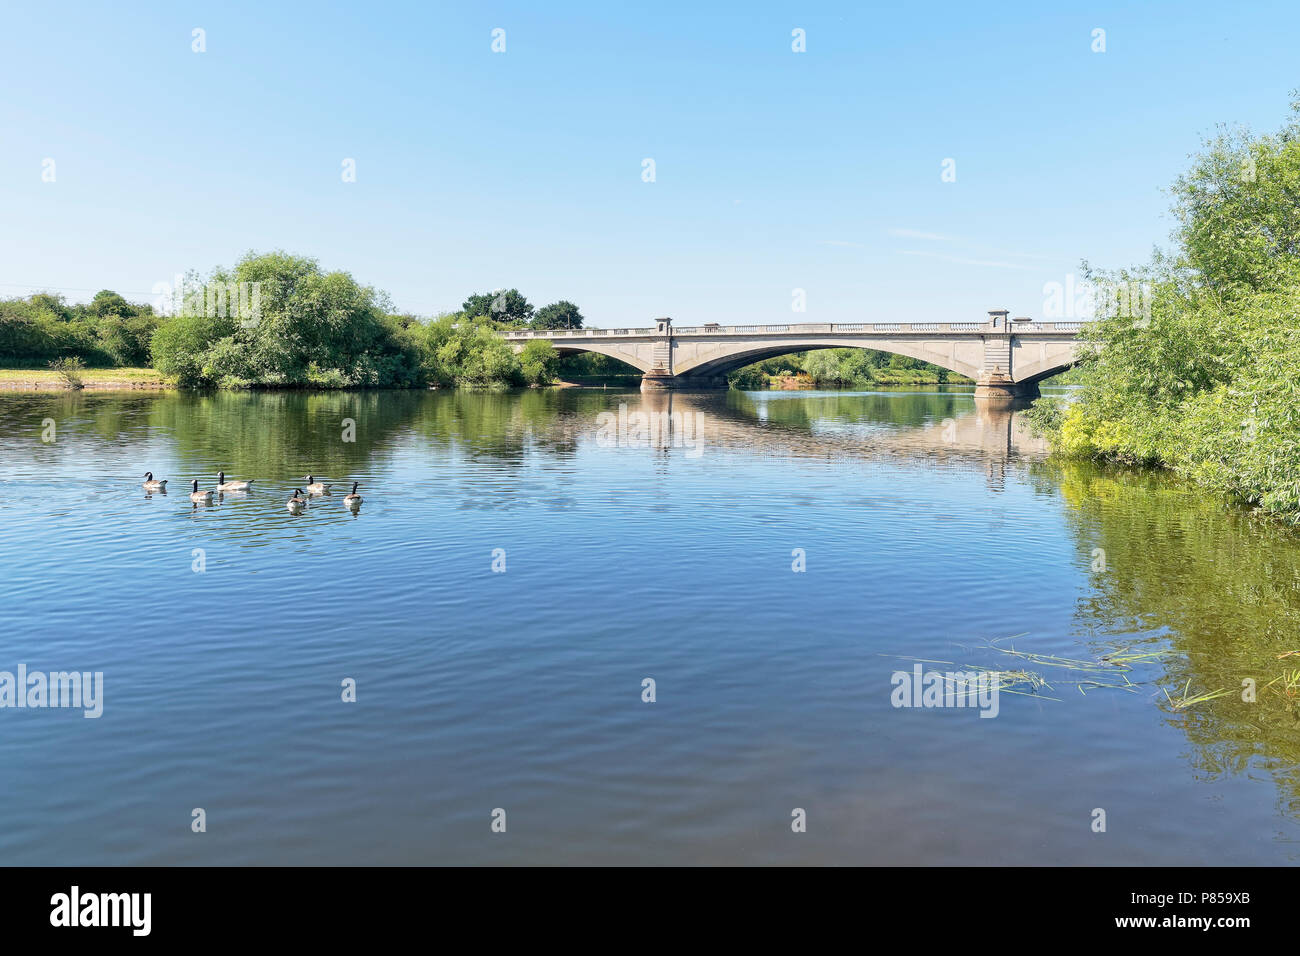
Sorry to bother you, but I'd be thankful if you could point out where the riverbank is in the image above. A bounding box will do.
[1028,103,1300,526]
[0,368,973,393]
[765,371,973,389]
[554,374,644,388]
[0,367,172,390]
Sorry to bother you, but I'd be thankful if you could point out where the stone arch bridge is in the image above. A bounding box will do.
[505,310,1086,398]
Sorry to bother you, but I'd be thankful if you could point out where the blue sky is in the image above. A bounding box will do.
[2,0,1298,325]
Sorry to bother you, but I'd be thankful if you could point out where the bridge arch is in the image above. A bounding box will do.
[670,339,983,382]
[1007,341,1087,384]
[1018,362,1078,385]
[549,343,654,373]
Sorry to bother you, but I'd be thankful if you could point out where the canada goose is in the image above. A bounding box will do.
[216,471,253,492]
[286,490,307,514]
[304,475,331,495]
[343,482,363,508]
[189,479,213,503]
[142,472,168,491]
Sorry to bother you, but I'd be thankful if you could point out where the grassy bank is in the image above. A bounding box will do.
[755,370,971,389]
[0,367,171,390]
[871,369,973,386]
[555,374,643,388]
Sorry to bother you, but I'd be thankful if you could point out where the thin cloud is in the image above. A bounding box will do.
[979,246,1066,262]
[888,229,1064,263]
[900,250,1029,270]
[889,228,955,241]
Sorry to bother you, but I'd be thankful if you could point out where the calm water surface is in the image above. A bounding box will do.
[2,386,1300,865]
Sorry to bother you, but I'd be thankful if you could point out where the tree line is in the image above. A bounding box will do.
[0,290,159,367]
[0,253,582,389]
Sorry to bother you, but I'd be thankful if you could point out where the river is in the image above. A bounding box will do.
[1,386,1298,864]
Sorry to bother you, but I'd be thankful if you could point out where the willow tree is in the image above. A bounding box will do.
[151,251,422,388]
[1033,98,1300,522]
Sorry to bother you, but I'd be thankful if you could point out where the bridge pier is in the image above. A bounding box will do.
[641,317,730,389]
[973,313,1039,400]
[641,371,729,390]
[974,380,1040,401]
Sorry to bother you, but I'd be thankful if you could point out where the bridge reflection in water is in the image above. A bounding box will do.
[604,388,1048,491]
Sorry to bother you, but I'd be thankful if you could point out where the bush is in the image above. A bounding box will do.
[519,339,559,385]
[0,291,158,367]
[420,314,523,387]
[48,356,86,389]
[802,349,877,388]
[728,365,770,390]
[152,312,236,387]
[149,251,424,389]
[1035,99,1300,522]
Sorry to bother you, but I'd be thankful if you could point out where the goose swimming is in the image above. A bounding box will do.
[216,471,253,492]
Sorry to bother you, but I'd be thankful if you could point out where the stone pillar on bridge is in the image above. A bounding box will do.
[640,315,731,390]
[641,317,676,389]
[974,309,1038,400]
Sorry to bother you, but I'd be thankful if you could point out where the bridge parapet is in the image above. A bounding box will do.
[503,320,1086,339]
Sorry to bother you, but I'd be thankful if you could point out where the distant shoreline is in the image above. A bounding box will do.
[0,368,1012,394]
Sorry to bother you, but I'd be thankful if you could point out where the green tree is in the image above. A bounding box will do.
[838,350,878,386]
[419,314,523,387]
[801,348,877,388]
[519,339,560,385]
[532,300,583,330]
[151,311,237,386]
[150,251,421,388]
[802,349,842,386]
[462,289,534,327]
[1033,98,1300,523]
[28,293,71,321]
[728,364,770,390]
[1172,107,1300,294]
[89,290,131,317]
[0,290,160,367]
